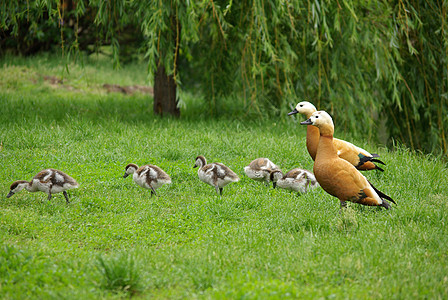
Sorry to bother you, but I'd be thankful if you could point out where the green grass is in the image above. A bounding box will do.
[1,54,448,299]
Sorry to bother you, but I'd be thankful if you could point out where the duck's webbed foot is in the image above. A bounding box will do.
[339,200,347,213]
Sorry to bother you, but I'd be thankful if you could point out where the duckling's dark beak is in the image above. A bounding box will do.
[288,108,299,116]
[273,182,277,189]
[123,173,129,178]
[300,118,313,125]
[6,191,14,198]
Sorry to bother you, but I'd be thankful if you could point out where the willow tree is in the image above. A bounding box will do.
[1,0,447,158]
[94,0,191,117]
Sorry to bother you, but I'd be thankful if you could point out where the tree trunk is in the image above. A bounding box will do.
[153,63,180,117]
[153,14,180,117]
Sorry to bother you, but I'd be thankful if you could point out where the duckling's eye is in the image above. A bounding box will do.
[299,104,303,107]
[315,116,319,118]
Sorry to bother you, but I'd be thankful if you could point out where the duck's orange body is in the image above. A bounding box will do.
[290,102,384,171]
[301,111,395,209]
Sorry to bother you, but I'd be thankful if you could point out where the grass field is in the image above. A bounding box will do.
[1,54,447,299]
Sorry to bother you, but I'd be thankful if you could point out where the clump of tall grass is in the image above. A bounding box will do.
[0,245,33,277]
[95,253,143,296]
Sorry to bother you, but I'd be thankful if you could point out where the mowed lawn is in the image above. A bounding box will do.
[1,56,447,299]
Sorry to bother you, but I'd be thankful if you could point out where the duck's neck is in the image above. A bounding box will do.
[315,134,338,161]
[25,181,38,192]
[197,156,207,168]
[306,125,320,161]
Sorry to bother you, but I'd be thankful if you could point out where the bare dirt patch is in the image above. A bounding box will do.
[40,75,153,95]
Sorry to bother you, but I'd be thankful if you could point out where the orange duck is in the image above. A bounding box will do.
[300,111,395,209]
[289,101,385,171]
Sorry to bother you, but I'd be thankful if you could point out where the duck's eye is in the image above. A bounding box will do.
[315,116,319,118]
[299,104,303,107]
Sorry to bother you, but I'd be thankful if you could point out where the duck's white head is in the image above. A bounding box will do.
[300,111,334,136]
[123,163,139,178]
[7,180,29,198]
[270,170,283,188]
[288,101,317,119]
[193,156,207,168]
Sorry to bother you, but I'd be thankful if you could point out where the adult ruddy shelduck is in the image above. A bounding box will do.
[123,163,171,197]
[289,101,385,171]
[6,168,79,204]
[244,158,281,186]
[300,111,395,209]
[194,155,239,195]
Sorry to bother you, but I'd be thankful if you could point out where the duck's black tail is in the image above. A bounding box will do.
[368,180,396,205]
[359,154,386,172]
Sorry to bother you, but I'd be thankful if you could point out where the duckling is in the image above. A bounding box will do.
[193,155,239,195]
[6,169,79,204]
[270,168,320,195]
[300,111,395,210]
[123,163,171,197]
[244,158,281,186]
[289,101,385,171]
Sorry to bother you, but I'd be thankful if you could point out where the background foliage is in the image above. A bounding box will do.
[1,0,447,158]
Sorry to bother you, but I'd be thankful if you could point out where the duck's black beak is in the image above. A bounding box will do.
[288,108,299,116]
[193,165,197,168]
[300,118,313,125]
[6,191,14,198]
[123,173,129,178]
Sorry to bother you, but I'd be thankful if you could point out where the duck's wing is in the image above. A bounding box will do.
[249,158,268,170]
[333,138,385,171]
[215,163,239,181]
[284,168,303,179]
[33,169,52,183]
[52,169,79,187]
[264,159,280,171]
[148,165,171,181]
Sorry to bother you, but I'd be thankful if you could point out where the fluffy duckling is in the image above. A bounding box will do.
[244,158,281,185]
[270,168,320,195]
[300,111,395,210]
[289,101,385,171]
[123,163,171,197]
[6,169,79,204]
[193,155,239,195]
